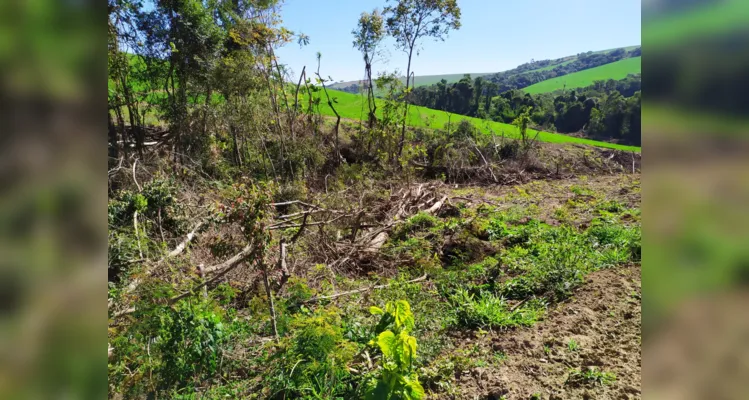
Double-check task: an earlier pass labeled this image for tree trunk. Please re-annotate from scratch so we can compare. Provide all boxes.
[366,62,376,130]
[398,48,414,160]
[108,111,119,162]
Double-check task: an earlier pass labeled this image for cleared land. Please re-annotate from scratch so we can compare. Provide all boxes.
[523,57,641,94]
[308,88,641,152]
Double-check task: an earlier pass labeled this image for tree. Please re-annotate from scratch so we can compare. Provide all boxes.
[471,76,484,117]
[352,9,385,130]
[383,0,461,158]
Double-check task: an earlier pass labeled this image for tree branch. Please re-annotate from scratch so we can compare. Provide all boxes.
[302,274,428,304]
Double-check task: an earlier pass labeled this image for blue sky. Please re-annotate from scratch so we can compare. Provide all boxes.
[275,0,641,83]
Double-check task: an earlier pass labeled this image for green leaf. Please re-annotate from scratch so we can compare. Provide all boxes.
[365,379,391,400]
[395,331,416,369]
[401,374,425,400]
[377,330,396,359]
[369,306,384,315]
[392,300,415,333]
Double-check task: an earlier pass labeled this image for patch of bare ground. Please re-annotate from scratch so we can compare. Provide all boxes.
[448,174,640,227]
[449,264,641,400]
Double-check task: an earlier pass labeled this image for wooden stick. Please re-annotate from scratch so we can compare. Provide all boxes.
[260,259,279,339]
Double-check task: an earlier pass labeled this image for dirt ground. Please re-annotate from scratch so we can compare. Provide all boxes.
[449,264,641,400]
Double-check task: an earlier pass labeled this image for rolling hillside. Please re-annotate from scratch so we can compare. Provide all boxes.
[645,0,748,49]
[522,56,641,94]
[329,72,494,91]
[330,45,639,92]
[307,88,640,152]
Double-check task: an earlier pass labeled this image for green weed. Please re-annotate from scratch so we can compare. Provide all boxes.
[448,288,546,329]
[566,367,617,387]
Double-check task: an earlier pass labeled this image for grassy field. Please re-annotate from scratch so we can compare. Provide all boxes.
[522,57,641,94]
[309,88,640,152]
[519,45,638,75]
[645,0,748,49]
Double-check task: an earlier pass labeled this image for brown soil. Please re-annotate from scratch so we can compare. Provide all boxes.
[449,264,641,400]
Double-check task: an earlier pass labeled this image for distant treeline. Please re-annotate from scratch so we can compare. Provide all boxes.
[438,46,641,98]
[338,46,640,97]
[406,73,641,145]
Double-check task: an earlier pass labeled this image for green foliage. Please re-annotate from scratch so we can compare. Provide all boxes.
[448,289,545,329]
[215,181,274,244]
[108,177,187,281]
[352,9,385,64]
[493,218,640,300]
[386,236,436,267]
[109,295,241,398]
[384,0,461,56]
[566,367,617,387]
[157,301,228,387]
[108,177,184,231]
[269,307,358,399]
[512,107,535,148]
[451,119,480,141]
[392,212,440,240]
[366,300,425,400]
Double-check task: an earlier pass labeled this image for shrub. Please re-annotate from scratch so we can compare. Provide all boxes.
[451,120,479,141]
[270,307,358,399]
[109,295,240,398]
[365,300,425,400]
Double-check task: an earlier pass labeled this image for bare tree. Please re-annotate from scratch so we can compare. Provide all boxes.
[352,9,385,130]
[383,0,461,159]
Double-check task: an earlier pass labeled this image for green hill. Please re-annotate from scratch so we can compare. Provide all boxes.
[307,88,639,152]
[522,57,641,94]
[330,46,639,91]
[645,0,748,49]
[329,72,494,91]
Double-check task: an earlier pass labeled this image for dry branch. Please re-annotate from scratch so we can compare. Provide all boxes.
[110,219,208,309]
[302,273,428,304]
[111,240,260,319]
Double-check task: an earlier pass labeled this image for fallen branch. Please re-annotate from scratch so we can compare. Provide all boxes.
[268,214,347,230]
[133,210,143,259]
[425,196,447,214]
[270,200,323,209]
[302,274,428,304]
[110,219,208,309]
[108,157,124,177]
[111,241,260,319]
[167,220,207,258]
[202,241,256,274]
[277,240,290,291]
[132,158,142,191]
